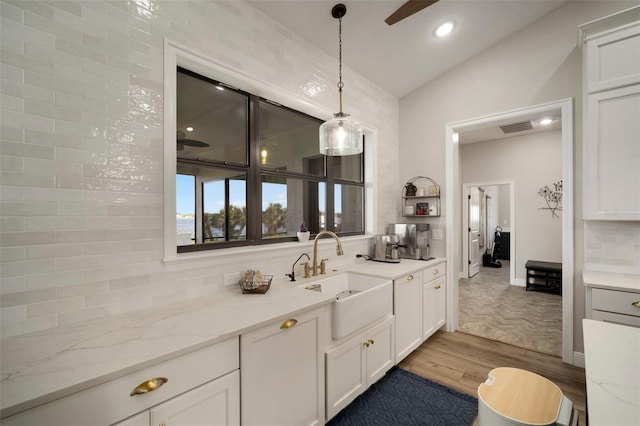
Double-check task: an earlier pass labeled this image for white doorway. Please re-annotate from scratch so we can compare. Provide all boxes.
[467,186,480,278]
[462,181,516,284]
[444,98,575,365]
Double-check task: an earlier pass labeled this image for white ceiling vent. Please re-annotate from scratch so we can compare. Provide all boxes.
[500,121,533,134]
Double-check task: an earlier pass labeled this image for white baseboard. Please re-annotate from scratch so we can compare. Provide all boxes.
[573,351,585,368]
[513,278,525,287]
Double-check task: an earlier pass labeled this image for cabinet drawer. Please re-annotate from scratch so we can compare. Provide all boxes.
[423,262,446,283]
[592,288,640,318]
[3,337,239,426]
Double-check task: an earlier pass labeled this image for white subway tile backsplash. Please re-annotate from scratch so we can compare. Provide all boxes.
[57,305,108,327]
[26,243,83,260]
[1,305,26,324]
[27,296,84,318]
[585,221,640,273]
[1,313,56,338]
[0,0,398,338]
[0,246,25,262]
[0,287,56,308]
[0,276,25,294]
[0,231,56,247]
[26,269,84,290]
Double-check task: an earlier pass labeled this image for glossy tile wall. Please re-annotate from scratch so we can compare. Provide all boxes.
[0,0,400,337]
[584,222,640,274]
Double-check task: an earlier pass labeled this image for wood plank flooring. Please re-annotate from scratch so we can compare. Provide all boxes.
[399,331,587,426]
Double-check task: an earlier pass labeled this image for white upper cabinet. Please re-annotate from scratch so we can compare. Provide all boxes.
[586,23,640,93]
[581,8,640,220]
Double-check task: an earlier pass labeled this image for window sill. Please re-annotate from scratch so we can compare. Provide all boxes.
[163,234,372,265]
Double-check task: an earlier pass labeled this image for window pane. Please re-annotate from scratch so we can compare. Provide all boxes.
[332,151,363,182]
[258,101,323,175]
[335,184,363,233]
[177,69,248,165]
[202,173,247,243]
[176,174,195,245]
[261,176,323,238]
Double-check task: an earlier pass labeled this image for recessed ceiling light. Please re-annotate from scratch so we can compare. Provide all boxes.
[186,126,194,132]
[435,21,455,38]
[539,118,553,125]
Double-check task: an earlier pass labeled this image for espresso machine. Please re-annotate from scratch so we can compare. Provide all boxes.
[372,234,402,263]
[388,223,433,261]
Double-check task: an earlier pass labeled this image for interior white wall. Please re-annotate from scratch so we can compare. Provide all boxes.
[399,0,638,353]
[0,0,399,338]
[461,131,563,283]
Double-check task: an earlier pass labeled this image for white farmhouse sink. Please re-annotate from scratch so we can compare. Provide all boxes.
[300,272,392,339]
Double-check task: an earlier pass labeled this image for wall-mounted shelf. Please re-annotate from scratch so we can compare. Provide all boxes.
[402,176,440,217]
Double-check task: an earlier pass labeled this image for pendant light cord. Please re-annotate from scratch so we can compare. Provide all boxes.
[338,15,344,113]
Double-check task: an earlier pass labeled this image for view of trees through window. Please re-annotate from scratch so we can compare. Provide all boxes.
[175,67,364,252]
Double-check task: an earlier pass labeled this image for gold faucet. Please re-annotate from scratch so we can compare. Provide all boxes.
[312,231,344,276]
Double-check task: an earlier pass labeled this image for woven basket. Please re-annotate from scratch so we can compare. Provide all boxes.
[239,275,273,294]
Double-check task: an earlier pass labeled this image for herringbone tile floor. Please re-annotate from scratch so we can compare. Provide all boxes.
[458,260,562,356]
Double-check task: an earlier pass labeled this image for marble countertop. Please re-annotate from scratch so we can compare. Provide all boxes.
[583,270,640,293]
[583,319,640,426]
[0,257,443,418]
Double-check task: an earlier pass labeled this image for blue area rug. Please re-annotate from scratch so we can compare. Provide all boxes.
[327,367,478,426]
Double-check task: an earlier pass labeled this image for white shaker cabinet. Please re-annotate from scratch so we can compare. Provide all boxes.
[423,263,447,341]
[325,316,394,420]
[2,338,240,426]
[114,371,240,426]
[584,85,640,219]
[580,13,640,220]
[394,271,423,363]
[241,306,328,426]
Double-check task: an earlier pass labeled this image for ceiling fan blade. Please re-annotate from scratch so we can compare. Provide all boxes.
[385,0,439,25]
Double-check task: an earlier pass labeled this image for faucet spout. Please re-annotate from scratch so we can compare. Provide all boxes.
[286,253,310,281]
[312,231,344,276]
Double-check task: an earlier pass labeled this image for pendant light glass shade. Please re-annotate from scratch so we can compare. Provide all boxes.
[320,4,363,156]
[319,113,363,156]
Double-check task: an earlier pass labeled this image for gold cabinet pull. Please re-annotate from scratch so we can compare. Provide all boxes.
[130,377,168,396]
[632,301,640,308]
[435,285,441,290]
[407,274,414,281]
[368,339,375,345]
[363,341,370,347]
[433,269,438,275]
[280,318,298,329]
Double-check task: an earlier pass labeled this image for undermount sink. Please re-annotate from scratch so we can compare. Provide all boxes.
[300,272,392,339]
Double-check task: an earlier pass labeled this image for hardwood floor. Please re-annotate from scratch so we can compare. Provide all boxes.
[399,331,587,426]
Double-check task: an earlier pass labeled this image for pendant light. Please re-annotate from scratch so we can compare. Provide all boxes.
[319,3,363,156]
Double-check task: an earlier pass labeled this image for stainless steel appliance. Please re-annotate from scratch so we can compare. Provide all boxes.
[388,223,433,260]
[372,234,401,263]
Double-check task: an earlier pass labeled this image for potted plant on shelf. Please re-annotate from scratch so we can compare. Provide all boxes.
[297,223,310,242]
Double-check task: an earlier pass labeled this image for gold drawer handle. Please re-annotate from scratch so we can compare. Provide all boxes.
[435,285,441,290]
[632,301,640,308]
[363,341,370,347]
[280,318,298,329]
[433,269,438,275]
[407,274,414,281]
[368,339,375,345]
[130,377,168,396]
